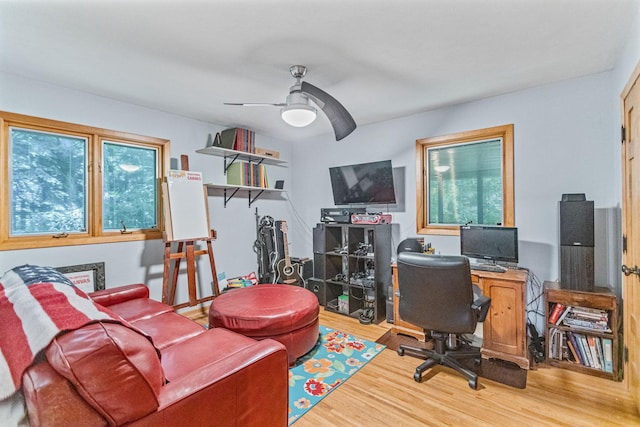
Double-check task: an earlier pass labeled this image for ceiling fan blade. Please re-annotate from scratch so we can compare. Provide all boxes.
[224,102,286,107]
[301,81,356,141]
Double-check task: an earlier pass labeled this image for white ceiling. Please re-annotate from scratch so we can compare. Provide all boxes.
[0,0,637,142]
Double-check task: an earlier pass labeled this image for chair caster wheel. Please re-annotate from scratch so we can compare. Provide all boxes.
[468,378,478,389]
[474,357,482,366]
[413,372,422,382]
[397,348,405,356]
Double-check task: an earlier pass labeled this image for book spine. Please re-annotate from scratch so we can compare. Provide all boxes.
[566,332,585,365]
[233,128,240,151]
[577,334,594,367]
[556,306,572,325]
[549,303,565,324]
[587,336,601,370]
[566,338,580,363]
[595,337,604,371]
[560,332,570,361]
[602,338,613,373]
[226,162,242,186]
[549,328,558,359]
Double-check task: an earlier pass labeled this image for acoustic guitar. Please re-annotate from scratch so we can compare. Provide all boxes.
[276,221,303,285]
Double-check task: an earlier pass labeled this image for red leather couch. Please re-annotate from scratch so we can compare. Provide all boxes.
[21,284,289,426]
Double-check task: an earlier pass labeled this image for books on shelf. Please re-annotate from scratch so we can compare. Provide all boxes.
[215,127,256,153]
[549,328,613,373]
[548,301,614,372]
[226,162,269,188]
[549,304,611,333]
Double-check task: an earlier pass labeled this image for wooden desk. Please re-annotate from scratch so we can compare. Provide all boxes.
[391,265,529,369]
[391,263,427,341]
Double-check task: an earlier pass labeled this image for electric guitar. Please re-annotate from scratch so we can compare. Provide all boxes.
[276,221,304,285]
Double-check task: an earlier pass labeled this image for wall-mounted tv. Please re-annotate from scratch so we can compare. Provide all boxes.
[329,160,396,205]
[460,225,519,264]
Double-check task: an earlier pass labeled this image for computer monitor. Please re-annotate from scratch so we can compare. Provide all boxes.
[460,225,519,264]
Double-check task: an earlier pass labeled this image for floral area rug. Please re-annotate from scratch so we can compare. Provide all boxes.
[288,326,386,425]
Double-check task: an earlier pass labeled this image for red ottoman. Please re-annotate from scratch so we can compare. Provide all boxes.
[209,284,320,365]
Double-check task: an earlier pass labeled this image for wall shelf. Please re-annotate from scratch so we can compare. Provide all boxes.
[196,146,287,169]
[197,145,287,207]
[204,183,284,208]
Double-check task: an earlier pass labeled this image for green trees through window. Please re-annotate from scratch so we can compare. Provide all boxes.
[1,111,168,250]
[416,124,514,235]
[102,142,158,231]
[11,128,88,235]
[427,139,503,226]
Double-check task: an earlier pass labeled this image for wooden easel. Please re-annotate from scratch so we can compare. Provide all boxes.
[162,231,220,309]
[161,155,220,309]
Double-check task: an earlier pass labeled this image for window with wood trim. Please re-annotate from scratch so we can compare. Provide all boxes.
[416,124,514,235]
[0,111,169,250]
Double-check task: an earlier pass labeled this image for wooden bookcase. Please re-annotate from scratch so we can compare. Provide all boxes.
[544,281,621,381]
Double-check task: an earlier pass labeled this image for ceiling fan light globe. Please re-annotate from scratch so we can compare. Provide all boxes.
[281,104,316,127]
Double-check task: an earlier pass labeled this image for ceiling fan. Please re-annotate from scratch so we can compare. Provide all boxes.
[225,65,357,141]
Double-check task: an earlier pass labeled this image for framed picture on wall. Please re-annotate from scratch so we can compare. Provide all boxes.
[55,262,105,293]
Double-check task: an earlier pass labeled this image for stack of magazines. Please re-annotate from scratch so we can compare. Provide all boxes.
[561,306,610,332]
[549,303,611,333]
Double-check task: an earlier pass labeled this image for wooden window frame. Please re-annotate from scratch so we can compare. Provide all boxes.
[416,124,514,235]
[0,111,169,250]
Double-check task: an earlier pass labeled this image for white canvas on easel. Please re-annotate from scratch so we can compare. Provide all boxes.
[163,170,210,241]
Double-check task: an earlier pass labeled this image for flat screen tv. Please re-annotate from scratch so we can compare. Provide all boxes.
[329,160,396,205]
[460,225,519,264]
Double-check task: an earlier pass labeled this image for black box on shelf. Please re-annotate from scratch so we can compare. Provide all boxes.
[306,278,325,306]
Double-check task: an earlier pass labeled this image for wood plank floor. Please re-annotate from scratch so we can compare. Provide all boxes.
[187,307,640,426]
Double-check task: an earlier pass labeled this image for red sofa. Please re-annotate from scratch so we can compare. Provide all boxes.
[21,284,289,426]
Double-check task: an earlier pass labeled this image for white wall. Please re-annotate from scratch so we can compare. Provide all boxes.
[0,72,292,305]
[289,71,619,328]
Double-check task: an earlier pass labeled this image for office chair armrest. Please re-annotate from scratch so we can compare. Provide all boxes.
[471,294,491,322]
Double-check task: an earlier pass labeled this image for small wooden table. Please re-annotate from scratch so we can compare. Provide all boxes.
[391,264,530,369]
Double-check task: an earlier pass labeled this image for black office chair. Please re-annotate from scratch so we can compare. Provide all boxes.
[396,252,491,389]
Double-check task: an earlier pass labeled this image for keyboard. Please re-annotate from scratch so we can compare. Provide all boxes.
[471,264,507,273]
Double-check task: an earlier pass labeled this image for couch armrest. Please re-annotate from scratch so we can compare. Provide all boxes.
[23,361,108,427]
[89,284,149,307]
[140,338,289,427]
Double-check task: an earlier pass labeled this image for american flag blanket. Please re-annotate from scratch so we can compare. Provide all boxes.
[0,265,117,400]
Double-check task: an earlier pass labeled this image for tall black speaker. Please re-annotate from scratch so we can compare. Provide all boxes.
[313,224,325,253]
[559,194,594,291]
[560,246,595,291]
[560,199,594,247]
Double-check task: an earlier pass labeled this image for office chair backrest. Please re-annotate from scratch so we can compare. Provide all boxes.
[397,252,477,334]
[397,238,423,255]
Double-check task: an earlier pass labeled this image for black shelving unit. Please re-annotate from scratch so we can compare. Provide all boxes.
[307,223,391,324]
